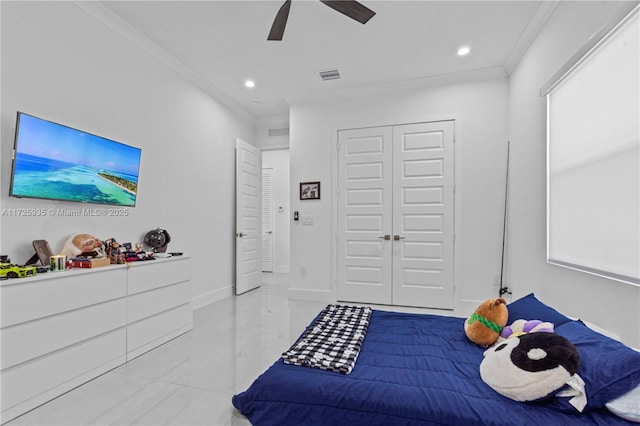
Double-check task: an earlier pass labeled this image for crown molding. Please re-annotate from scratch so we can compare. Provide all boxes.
[286,66,508,107]
[503,0,560,74]
[71,1,256,124]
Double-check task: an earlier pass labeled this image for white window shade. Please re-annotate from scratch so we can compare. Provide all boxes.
[546,6,639,285]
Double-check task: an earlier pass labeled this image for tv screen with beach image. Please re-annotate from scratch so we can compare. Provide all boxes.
[10,112,142,207]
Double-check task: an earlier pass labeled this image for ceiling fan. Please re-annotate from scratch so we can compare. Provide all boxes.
[268,0,376,41]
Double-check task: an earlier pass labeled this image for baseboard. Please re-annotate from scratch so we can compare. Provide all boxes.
[288,287,335,302]
[191,285,233,310]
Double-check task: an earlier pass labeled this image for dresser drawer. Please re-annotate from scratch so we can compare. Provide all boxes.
[1,298,126,370]
[127,303,192,360]
[127,258,191,295]
[1,268,127,327]
[1,328,126,416]
[127,280,191,324]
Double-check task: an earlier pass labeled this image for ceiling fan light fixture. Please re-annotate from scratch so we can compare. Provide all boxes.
[319,69,341,81]
[320,1,375,25]
[268,0,292,41]
[268,0,375,41]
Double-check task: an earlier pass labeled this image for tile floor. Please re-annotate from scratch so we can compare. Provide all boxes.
[6,273,449,426]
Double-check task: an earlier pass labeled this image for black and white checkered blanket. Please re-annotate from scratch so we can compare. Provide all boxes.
[282,304,372,374]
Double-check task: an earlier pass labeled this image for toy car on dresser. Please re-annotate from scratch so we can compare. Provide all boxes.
[0,262,37,279]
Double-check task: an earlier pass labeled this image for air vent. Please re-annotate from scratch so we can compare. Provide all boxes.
[269,128,290,137]
[319,69,341,81]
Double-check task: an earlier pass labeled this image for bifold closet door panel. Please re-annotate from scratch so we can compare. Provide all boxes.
[337,126,394,305]
[392,121,455,309]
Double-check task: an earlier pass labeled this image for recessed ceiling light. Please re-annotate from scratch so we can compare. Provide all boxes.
[457,46,471,56]
[244,79,255,88]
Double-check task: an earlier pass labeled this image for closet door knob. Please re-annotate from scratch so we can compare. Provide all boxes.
[393,235,405,241]
[378,235,391,240]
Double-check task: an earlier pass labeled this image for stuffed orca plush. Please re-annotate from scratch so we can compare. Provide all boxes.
[480,332,586,410]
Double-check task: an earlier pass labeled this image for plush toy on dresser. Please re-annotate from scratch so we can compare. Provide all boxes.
[60,234,107,259]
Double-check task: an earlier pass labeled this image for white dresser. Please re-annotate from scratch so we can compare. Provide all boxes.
[0,256,192,424]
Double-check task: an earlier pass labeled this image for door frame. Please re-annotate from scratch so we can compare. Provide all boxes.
[331,115,461,306]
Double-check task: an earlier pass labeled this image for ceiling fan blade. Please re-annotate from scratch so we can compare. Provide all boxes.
[268,0,292,41]
[319,0,375,25]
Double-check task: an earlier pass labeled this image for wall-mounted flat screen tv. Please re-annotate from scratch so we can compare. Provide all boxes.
[9,112,142,207]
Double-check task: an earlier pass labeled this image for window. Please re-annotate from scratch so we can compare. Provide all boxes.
[543,5,639,285]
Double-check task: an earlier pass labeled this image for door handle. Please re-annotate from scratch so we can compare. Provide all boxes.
[237,232,244,238]
[393,235,405,241]
[378,235,391,240]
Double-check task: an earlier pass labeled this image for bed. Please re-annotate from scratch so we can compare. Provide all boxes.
[232,294,640,425]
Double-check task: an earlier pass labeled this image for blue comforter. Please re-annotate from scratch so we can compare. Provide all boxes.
[233,310,633,425]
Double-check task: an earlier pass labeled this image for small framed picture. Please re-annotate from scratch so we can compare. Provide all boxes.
[300,181,320,200]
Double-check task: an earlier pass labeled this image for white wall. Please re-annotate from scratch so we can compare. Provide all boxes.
[289,77,510,310]
[507,0,639,347]
[262,149,290,273]
[0,1,254,307]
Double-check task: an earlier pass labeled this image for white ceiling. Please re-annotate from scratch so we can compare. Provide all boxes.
[87,1,557,122]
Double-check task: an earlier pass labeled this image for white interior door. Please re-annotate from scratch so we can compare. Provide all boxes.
[235,138,262,295]
[337,127,393,304]
[392,121,455,309]
[261,168,274,272]
[336,121,455,309]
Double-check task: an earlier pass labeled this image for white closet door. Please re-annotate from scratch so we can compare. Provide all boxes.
[261,169,274,272]
[337,121,455,309]
[392,121,455,309]
[337,127,393,304]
